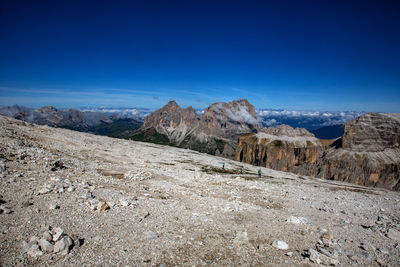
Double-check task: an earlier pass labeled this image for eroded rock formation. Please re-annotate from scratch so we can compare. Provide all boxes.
[236,113,400,190]
[236,125,328,172]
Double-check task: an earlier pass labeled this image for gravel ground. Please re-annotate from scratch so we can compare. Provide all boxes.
[0,115,399,266]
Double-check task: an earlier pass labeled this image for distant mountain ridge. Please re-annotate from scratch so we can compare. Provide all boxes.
[0,105,142,137]
[257,109,363,132]
[129,99,261,157]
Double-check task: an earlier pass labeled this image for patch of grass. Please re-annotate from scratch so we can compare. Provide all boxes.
[328,186,377,195]
[126,127,177,146]
[201,165,245,175]
[89,118,142,138]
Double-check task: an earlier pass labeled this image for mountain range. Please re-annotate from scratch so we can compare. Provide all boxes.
[0,105,142,138]
[0,104,362,139]
[128,99,260,158]
[0,101,398,190]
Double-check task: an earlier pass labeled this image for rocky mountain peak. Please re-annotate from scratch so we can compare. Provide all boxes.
[342,112,400,152]
[141,100,200,143]
[164,100,180,110]
[39,106,58,113]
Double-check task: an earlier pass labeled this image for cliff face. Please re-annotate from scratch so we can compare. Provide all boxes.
[236,125,327,172]
[134,99,261,157]
[342,112,400,151]
[298,149,400,190]
[236,114,400,190]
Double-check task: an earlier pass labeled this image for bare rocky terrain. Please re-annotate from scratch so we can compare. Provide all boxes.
[1,115,400,266]
[237,113,400,191]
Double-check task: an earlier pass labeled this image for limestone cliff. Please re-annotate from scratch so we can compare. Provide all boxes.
[236,125,328,172]
[236,114,400,190]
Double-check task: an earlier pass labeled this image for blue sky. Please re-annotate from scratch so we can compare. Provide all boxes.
[1,0,400,112]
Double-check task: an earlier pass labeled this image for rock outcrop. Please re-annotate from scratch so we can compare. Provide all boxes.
[131,99,261,157]
[342,112,400,152]
[236,125,328,172]
[236,113,400,190]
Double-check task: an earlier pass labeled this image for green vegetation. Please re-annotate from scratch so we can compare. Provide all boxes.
[127,128,177,146]
[89,119,142,138]
[200,165,252,175]
[214,138,227,153]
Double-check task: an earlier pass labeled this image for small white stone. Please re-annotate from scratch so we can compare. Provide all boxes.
[67,186,75,192]
[120,199,130,206]
[144,231,158,239]
[52,227,64,242]
[38,188,51,195]
[49,203,60,210]
[272,240,289,250]
[286,216,309,224]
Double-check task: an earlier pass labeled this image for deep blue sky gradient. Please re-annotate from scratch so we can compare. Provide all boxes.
[1,0,400,111]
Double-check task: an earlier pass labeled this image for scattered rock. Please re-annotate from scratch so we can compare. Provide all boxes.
[67,186,75,192]
[52,227,64,242]
[285,252,293,257]
[96,201,110,212]
[285,216,309,224]
[378,247,389,255]
[0,204,12,214]
[51,160,67,171]
[308,248,339,266]
[21,200,33,207]
[89,236,101,243]
[317,246,339,259]
[42,231,53,242]
[144,231,158,239]
[387,228,400,242]
[39,238,54,252]
[321,233,334,240]
[120,199,131,206]
[22,241,38,254]
[38,187,52,195]
[360,242,375,251]
[49,203,60,210]
[27,244,43,258]
[272,240,289,250]
[126,170,153,181]
[53,236,73,255]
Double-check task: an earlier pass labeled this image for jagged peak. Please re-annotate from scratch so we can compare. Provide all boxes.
[39,106,58,113]
[166,100,178,106]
